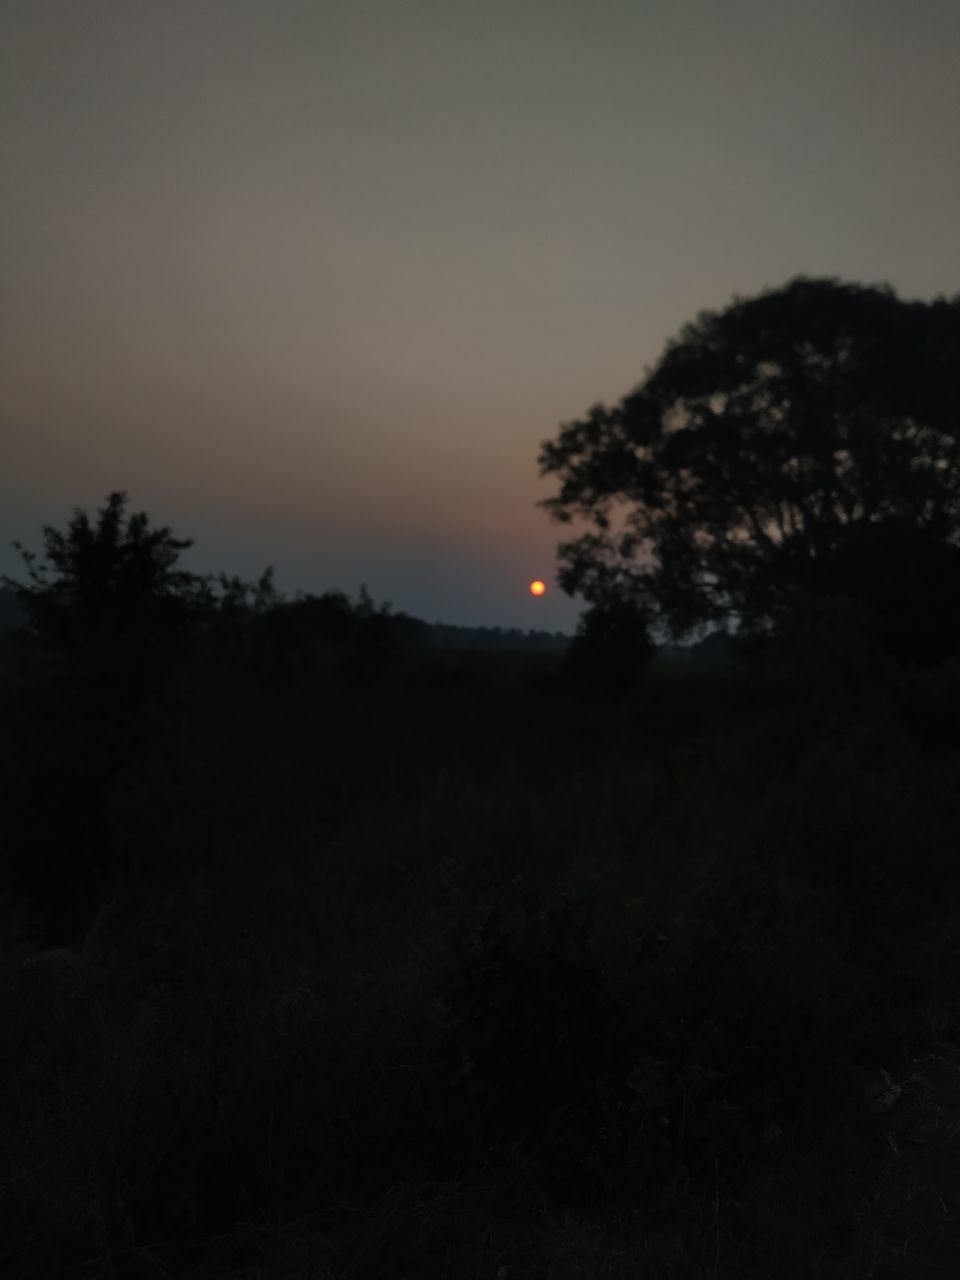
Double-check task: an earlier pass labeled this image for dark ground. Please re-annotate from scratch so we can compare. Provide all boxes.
[3,647,960,1278]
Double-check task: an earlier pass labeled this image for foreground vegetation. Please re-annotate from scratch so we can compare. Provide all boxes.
[9,271,960,1276]
[4,619,960,1277]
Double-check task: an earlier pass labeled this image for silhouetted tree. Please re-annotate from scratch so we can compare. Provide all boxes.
[4,491,208,691]
[244,589,354,674]
[539,277,960,659]
[342,584,399,682]
[214,565,280,622]
[204,566,282,665]
[565,596,654,691]
[233,585,418,682]
[1,495,213,927]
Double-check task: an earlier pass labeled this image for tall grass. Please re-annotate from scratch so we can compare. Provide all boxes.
[2,650,959,1277]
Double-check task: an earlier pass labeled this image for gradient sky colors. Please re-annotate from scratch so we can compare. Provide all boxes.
[3,1,959,628]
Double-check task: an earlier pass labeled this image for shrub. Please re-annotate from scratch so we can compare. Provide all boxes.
[439,878,634,1192]
[4,492,207,695]
[565,598,655,692]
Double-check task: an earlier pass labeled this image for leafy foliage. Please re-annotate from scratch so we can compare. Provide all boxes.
[565,596,655,690]
[4,491,208,690]
[220,583,420,682]
[539,277,960,657]
[5,627,960,1277]
[441,880,625,1119]
[8,486,960,1276]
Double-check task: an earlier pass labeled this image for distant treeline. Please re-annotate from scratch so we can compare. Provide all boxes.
[420,621,569,654]
[1,583,752,666]
[1,582,745,664]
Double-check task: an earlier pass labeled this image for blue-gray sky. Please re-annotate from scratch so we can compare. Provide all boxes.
[3,0,959,628]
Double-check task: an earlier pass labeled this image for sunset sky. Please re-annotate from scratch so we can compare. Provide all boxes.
[3,1,959,629]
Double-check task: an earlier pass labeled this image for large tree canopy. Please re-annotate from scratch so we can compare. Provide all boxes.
[539,277,960,645]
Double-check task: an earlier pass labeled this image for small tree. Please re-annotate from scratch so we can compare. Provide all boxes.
[4,491,208,689]
[3,495,212,914]
[565,596,655,692]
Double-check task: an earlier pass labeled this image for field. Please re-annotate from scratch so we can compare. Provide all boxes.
[3,645,960,1278]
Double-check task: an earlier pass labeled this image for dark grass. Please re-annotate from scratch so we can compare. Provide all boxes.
[2,646,960,1277]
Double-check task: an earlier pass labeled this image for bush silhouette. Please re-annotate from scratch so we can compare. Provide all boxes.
[4,491,207,694]
[2,494,213,927]
[440,879,632,1191]
[565,597,654,691]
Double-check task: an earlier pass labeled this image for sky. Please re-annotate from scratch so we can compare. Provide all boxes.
[3,0,959,629]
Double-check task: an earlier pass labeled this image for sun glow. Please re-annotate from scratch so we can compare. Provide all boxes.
[529,579,547,597]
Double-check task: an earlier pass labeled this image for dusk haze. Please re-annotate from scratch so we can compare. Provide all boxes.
[4,0,959,627]
[7,5,960,1276]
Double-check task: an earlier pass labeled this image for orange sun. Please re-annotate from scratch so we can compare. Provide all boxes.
[529,579,547,597]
